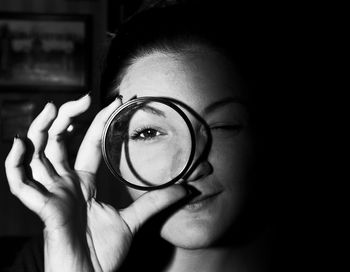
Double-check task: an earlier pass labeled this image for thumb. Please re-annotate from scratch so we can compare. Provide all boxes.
[119,185,188,234]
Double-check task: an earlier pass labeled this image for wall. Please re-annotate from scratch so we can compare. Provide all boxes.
[0,0,118,236]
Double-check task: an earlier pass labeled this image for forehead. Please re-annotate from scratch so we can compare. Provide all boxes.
[118,51,243,113]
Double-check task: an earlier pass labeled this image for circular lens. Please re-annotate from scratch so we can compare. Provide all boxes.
[102,98,195,190]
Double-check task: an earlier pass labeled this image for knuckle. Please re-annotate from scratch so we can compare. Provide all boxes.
[26,127,36,138]
[57,104,73,120]
[47,133,63,142]
[8,182,21,196]
[4,156,12,168]
[58,102,70,114]
[31,152,43,160]
[9,185,17,195]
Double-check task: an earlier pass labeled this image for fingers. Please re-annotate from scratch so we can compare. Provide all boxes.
[27,102,57,156]
[45,94,92,174]
[74,97,121,200]
[5,137,28,193]
[119,185,188,234]
[27,102,58,185]
[5,137,48,214]
[74,96,122,174]
[49,94,91,137]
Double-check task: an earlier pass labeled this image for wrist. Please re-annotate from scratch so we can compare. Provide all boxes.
[43,227,95,272]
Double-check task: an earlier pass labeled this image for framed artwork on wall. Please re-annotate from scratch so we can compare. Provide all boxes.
[0,13,91,92]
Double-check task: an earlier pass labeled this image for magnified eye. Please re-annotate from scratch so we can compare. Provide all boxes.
[130,127,165,141]
[103,98,196,190]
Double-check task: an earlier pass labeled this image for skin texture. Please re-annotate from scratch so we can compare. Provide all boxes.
[118,49,255,249]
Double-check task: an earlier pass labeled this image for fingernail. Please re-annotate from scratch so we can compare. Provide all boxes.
[78,92,91,100]
[115,94,123,102]
[43,101,54,112]
[182,184,200,197]
[14,134,20,142]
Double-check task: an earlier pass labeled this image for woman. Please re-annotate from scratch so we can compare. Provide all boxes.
[5,2,278,271]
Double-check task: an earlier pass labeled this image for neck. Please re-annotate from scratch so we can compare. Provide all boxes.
[164,233,270,272]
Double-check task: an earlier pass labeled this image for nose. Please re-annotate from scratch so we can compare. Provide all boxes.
[185,160,213,182]
[183,125,213,182]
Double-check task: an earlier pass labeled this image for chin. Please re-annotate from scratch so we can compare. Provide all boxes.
[160,220,219,249]
[159,202,237,249]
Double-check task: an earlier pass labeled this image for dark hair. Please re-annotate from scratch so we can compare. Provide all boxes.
[100,1,267,106]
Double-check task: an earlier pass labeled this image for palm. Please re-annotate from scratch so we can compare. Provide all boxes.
[87,199,132,272]
[18,165,133,272]
[39,176,87,230]
[77,171,133,271]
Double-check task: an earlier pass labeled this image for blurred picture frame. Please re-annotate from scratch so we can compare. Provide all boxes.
[0,13,91,92]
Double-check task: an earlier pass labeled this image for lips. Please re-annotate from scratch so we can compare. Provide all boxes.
[187,190,222,205]
[177,178,223,210]
[182,189,222,212]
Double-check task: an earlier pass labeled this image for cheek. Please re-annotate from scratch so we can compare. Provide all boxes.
[120,142,188,187]
[211,135,254,191]
[158,136,255,248]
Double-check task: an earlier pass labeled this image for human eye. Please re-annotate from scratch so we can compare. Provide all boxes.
[129,126,166,141]
[210,123,244,135]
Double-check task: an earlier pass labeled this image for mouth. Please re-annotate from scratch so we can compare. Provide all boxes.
[184,190,222,211]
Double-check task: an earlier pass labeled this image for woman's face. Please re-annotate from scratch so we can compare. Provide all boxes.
[117,49,255,249]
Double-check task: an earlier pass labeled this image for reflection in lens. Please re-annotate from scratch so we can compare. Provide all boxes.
[104,100,193,189]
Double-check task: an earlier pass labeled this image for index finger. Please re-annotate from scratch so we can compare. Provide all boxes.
[74,97,122,174]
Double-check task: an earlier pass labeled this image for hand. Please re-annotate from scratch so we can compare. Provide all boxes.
[5,94,188,272]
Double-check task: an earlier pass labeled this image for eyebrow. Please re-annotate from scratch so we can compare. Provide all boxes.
[141,104,166,117]
[203,97,246,115]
